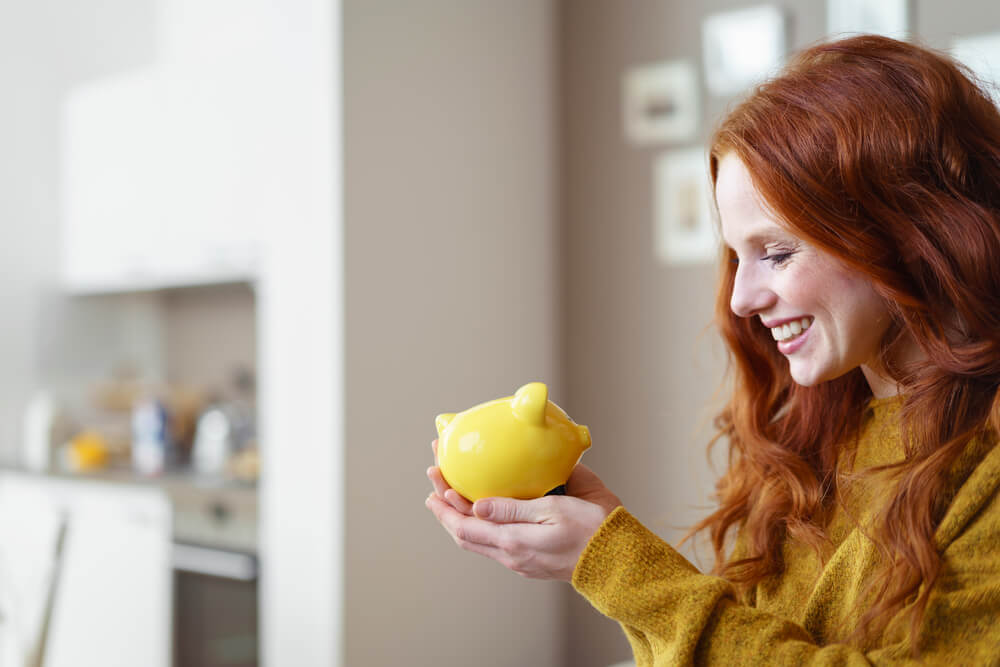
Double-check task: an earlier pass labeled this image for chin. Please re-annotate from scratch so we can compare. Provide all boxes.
[788,364,828,387]
[789,359,851,388]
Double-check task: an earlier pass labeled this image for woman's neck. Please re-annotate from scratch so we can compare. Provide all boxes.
[861,364,902,398]
[861,332,925,399]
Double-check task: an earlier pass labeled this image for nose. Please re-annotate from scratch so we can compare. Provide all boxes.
[729,262,776,318]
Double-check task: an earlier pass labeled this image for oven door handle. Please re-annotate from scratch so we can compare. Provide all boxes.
[172,543,258,581]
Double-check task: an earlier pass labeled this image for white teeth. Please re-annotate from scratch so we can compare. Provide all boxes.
[770,317,812,342]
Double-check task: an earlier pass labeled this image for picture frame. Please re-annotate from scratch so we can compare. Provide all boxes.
[653,147,716,265]
[702,5,786,97]
[952,32,1000,108]
[826,0,910,40]
[622,60,699,145]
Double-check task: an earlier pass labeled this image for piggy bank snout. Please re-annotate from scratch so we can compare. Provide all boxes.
[435,413,455,436]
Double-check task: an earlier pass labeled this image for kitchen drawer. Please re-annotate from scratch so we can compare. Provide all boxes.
[167,483,257,554]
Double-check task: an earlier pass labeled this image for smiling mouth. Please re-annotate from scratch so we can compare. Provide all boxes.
[771,317,813,342]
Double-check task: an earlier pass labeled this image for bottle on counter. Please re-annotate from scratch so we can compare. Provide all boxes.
[132,396,172,476]
[21,391,57,472]
[192,367,257,478]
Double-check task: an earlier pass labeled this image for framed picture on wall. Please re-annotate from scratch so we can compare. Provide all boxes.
[653,147,716,265]
[952,32,1000,108]
[827,0,910,40]
[622,60,700,145]
[702,5,786,97]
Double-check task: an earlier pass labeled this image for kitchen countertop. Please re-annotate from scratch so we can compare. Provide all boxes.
[0,465,258,554]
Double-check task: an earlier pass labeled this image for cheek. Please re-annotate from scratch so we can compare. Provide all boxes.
[826,273,890,349]
[779,270,825,310]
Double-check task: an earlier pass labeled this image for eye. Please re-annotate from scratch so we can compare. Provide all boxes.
[764,251,794,266]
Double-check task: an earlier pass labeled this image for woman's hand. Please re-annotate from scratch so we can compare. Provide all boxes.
[425,440,622,582]
[426,439,474,517]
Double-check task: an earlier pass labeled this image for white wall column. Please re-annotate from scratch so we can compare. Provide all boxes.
[257,0,343,665]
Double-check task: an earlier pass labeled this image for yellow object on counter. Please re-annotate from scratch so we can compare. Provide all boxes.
[435,382,591,502]
[67,430,110,470]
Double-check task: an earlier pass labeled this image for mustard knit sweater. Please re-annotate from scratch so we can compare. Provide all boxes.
[572,398,1000,665]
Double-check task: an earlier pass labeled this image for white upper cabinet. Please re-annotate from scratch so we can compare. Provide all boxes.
[60,0,285,293]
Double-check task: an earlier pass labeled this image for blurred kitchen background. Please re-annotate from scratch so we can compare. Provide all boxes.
[0,1,998,666]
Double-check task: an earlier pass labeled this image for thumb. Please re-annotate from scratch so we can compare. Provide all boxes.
[473,497,543,524]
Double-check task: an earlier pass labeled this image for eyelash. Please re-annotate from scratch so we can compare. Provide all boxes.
[765,251,794,266]
[730,251,795,266]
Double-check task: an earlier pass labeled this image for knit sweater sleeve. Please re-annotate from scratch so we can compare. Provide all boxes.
[571,505,1000,666]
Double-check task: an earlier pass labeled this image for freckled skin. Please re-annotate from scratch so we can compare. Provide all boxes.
[716,154,891,389]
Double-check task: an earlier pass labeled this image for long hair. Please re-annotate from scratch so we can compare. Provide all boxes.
[695,35,1000,649]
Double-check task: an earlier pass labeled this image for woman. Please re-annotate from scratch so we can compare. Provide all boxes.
[426,35,1000,664]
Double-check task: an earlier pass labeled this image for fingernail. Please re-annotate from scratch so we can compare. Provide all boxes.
[475,500,492,518]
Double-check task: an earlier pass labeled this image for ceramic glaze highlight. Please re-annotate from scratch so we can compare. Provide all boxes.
[435,382,591,501]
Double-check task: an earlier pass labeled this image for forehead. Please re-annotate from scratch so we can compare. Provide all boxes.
[715,154,796,249]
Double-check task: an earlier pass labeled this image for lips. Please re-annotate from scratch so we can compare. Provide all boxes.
[776,321,812,355]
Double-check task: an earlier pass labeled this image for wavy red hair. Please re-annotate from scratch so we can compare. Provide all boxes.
[694,35,1000,649]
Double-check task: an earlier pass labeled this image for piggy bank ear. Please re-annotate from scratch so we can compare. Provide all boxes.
[512,382,548,426]
[435,413,456,435]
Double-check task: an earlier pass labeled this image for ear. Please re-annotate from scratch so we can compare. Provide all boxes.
[511,382,548,426]
[435,413,456,435]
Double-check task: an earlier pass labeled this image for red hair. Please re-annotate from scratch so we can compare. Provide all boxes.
[695,35,1000,649]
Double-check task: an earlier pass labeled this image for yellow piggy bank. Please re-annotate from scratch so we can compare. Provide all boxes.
[435,382,591,502]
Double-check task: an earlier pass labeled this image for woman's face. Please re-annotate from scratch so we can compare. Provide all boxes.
[715,154,892,390]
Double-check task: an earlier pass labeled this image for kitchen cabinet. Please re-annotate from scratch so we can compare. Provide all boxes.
[0,469,259,667]
[0,471,173,667]
[55,0,343,662]
[59,0,280,293]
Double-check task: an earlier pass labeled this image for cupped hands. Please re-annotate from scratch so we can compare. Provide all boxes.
[425,439,622,582]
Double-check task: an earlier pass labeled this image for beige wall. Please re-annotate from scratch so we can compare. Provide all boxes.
[560,2,1000,666]
[163,283,256,392]
[343,2,564,665]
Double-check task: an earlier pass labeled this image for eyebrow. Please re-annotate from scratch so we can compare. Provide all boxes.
[747,231,794,245]
[724,230,797,251]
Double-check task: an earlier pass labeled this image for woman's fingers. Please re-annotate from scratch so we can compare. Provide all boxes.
[565,464,623,514]
[428,493,537,563]
[472,496,551,524]
[427,493,504,550]
[426,493,602,581]
[429,438,472,513]
[443,488,473,514]
[566,463,601,489]
[426,465,449,497]
[426,465,473,515]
